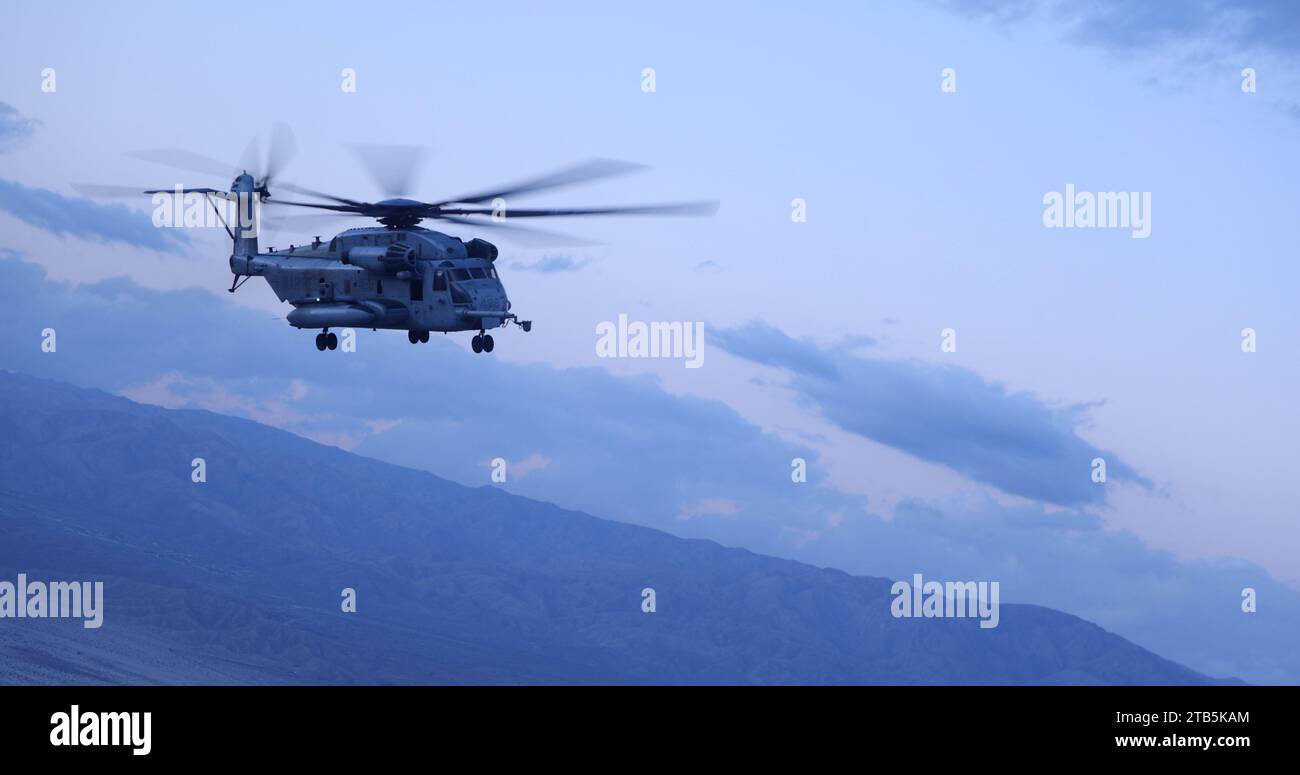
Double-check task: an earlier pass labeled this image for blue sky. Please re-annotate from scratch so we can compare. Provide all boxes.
[1,0,1298,682]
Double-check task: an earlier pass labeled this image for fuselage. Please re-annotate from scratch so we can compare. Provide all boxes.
[230,226,511,333]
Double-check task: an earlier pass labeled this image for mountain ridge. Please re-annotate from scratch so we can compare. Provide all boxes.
[0,370,1227,684]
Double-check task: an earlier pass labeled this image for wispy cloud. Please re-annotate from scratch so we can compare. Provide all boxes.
[0,102,40,152]
[944,0,1300,59]
[119,371,313,429]
[0,178,188,252]
[712,323,840,380]
[510,254,592,273]
[715,321,1151,507]
[677,497,742,521]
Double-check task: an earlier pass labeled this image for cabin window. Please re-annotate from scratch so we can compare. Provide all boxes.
[377,279,384,294]
[409,273,423,301]
[433,271,447,292]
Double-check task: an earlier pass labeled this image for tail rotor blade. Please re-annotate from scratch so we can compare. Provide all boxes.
[263,121,299,185]
[237,136,261,178]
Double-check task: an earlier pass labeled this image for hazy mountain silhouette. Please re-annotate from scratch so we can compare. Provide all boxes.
[0,371,1222,684]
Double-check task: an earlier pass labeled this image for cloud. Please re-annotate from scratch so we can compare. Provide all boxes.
[714,321,1151,507]
[938,0,1300,123]
[499,452,552,480]
[119,371,313,429]
[841,333,878,350]
[0,102,40,152]
[677,497,742,521]
[364,418,403,434]
[0,254,1296,683]
[712,322,840,380]
[944,0,1300,59]
[0,178,189,252]
[781,510,844,548]
[510,254,592,272]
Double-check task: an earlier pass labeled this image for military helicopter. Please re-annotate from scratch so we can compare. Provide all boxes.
[91,125,716,353]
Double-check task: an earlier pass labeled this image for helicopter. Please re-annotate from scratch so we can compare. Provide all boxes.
[88,125,717,353]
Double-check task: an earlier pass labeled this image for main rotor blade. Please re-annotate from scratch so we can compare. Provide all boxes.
[72,183,154,199]
[435,201,720,218]
[431,158,646,207]
[436,215,597,247]
[125,148,233,179]
[141,186,227,195]
[347,144,427,198]
[273,182,364,207]
[266,198,369,213]
[260,211,365,242]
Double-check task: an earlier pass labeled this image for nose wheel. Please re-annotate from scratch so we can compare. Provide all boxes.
[471,333,494,353]
[315,331,338,351]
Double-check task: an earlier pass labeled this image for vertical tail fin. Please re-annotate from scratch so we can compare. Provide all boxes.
[230,172,259,257]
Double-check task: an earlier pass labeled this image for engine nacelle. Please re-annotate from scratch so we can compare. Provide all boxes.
[343,244,417,273]
[465,238,498,262]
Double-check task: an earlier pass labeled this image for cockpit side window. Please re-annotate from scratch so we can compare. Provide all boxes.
[452,268,472,282]
[487,266,498,279]
[469,268,487,280]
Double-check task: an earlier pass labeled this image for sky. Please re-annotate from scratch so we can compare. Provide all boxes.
[1,0,1298,682]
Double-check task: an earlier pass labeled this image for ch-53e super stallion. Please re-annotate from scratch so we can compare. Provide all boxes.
[84,125,716,353]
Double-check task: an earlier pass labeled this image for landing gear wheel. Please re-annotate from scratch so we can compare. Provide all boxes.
[326,332,338,350]
[408,330,420,344]
[471,335,483,354]
[482,334,494,353]
[419,330,430,343]
[315,333,327,351]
